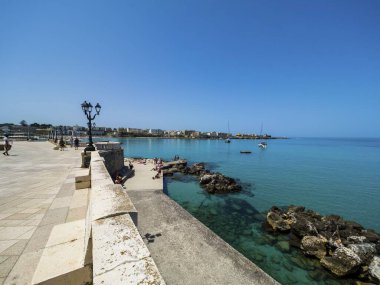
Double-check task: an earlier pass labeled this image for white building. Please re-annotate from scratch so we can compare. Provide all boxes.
[127,128,146,134]
[148,129,164,135]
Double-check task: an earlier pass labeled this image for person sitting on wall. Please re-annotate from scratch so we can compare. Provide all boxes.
[152,171,160,180]
[115,173,123,184]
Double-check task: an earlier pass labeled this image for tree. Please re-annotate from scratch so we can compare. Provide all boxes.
[20,120,28,126]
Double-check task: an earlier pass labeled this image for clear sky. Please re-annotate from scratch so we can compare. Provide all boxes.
[0,0,379,137]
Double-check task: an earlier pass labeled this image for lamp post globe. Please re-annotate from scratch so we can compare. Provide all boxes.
[81,101,101,152]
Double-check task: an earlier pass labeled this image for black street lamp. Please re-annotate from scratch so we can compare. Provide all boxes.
[54,127,58,143]
[59,126,65,149]
[81,101,101,151]
[59,126,64,140]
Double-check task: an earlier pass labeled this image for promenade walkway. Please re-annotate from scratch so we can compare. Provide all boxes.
[0,142,81,285]
[125,162,279,285]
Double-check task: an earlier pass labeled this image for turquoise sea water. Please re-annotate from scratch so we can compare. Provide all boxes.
[110,137,380,284]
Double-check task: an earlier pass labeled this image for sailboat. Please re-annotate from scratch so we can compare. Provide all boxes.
[258,122,267,149]
[258,141,267,149]
[225,121,231,143]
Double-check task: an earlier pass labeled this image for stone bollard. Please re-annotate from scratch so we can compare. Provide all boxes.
[81,151,92,168]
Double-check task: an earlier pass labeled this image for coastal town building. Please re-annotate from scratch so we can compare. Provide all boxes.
[1,122,275,140]
[126,127,147,134]
[148,128,164,135]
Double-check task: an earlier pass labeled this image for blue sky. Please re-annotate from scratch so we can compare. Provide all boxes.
[0,0,379,137]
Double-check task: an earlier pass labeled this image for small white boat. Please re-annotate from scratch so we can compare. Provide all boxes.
[258,142,267,149]
[225,138,231,143]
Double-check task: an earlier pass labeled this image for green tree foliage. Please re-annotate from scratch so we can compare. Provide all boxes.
[20,120,28,126]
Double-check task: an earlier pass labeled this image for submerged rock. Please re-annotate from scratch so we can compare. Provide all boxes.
[276,240,290,253]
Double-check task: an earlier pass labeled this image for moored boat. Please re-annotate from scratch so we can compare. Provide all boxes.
[258,142,267,149]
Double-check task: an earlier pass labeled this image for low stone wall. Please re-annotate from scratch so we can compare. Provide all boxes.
[80,142,124,172]
[32,149,165,285]
[90,152,165,284]
[98,148,124,178]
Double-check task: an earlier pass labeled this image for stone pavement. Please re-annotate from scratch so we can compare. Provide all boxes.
[0,141,82,285]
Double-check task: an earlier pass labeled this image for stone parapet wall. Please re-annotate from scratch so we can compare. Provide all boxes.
[90,152,165,285]
[95,141,121,150]
[97,148,124,178]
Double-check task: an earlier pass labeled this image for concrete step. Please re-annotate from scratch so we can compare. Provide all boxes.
[75,168,91,190]
[32,219,92,285]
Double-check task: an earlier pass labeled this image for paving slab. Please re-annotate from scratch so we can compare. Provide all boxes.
[0,141,82,285]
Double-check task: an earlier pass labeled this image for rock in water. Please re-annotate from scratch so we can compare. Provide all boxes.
[199,173,242,194]
[188,163,206,175]
[292,216,318,238]
[266,207,295,232]
[301,235,327,259]
[276,240,290,253]
[200,174,213,185]
[320,246,361,277]
[369,256,380,282]
[264,205,380,281]
[348,243,376,264]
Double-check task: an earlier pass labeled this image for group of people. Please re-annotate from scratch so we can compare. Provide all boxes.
[3,134,11,156]
[58,136,80,151]
[69,136,80,150]
[152,157,164,179]
[136,158,147,165]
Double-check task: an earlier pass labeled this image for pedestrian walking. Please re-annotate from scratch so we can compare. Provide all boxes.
[74,137,79,150]
[70,136,74,147]
[3,134,11,156]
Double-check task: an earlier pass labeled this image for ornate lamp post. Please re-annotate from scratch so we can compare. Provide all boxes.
[54,127,58,143]
[59,125,65,149]
[81,101,101,151]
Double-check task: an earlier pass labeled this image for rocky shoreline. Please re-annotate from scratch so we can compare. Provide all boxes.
[265,205,380,284]
[162,160,242,194]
